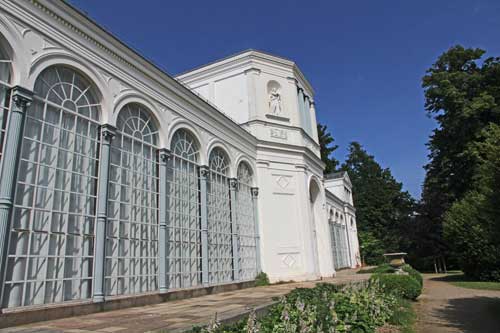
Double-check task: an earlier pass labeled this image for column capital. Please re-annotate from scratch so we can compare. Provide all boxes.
[100,124,116,142]
[229,178,238,190]
[158,148,171,163]
[251,187,259,198]
[11,86,33,110]
[200,165,209,178]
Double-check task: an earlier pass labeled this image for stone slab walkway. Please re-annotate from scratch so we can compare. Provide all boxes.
[416,274,500,333]
[1,269,368,333]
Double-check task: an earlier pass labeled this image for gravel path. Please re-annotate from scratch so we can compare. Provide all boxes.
[416,274,500,333]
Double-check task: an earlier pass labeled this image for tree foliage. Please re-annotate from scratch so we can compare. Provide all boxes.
[420,45,500,277]
[317,123,339,174]
[341,142,415,264]
[443,124,500,281]
[421,45,500,221]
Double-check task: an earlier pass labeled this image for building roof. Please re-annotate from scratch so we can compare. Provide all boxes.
[175,48,293,77]
[325,171,347,180]
[325,171,352,187]
[176,49,315,96]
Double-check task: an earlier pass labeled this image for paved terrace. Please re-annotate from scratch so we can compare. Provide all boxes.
[1,269,369,333]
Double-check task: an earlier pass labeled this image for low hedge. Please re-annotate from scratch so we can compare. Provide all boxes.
[371,273,422,300]
[402,264,423,287]
[357,263,395,274]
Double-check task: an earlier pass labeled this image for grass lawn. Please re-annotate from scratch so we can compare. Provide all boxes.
[440,273,500,291]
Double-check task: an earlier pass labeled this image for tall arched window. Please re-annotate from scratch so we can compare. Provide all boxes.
[235,162,257,280]
[105,104,159,296]
[0,41,12,161]
[207,147,233,284]
[167,129,201,289]
[4,66,101,308]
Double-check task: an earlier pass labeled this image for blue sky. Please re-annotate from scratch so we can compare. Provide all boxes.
[70,0,500,198]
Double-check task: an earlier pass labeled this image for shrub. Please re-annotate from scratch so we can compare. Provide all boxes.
[374,263,395,274]
[357,263,395,274]
[402,264,423,287]
[371,273,422,300]
[254,272,270,286]
[195,280,409,332]
[258,281,397,332]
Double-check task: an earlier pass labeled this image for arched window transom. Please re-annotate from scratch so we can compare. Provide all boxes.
[116,103,158,145]
[171,129,199,162]
[209,148,229,175]
[34,66,100,121]
[237,162,253,186]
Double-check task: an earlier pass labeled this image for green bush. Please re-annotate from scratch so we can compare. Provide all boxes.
[196,281,401,332]
[402,264,423,287]
[254,272,270,286]
[357,263,395,274]
[371,273,422,300]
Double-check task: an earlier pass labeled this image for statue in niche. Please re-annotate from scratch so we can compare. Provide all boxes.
[269,87,282,116]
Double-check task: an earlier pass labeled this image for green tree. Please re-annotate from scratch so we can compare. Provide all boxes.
[317,123,339,174]
[341,142,415,264]
[421,45,500,220]
[420,45,500,271]
[444,124,500,281]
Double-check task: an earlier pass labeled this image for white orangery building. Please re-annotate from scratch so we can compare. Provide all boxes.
[0,0,359,313]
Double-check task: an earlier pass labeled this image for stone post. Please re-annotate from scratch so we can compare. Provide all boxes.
[250,187,261,274]
[158,149,171,293]
[93,124,115,302]
[200,165,210,286]
[229,178,240,281]
[0,86,33,309]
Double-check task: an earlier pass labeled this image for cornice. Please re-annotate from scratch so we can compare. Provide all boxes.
[256,139,325,172]
[176,49,315,96]
[9,0,258,151]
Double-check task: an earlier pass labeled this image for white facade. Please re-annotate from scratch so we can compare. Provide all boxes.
[0,0,359,311]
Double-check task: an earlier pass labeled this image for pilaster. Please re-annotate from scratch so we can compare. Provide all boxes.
[309,99,319,143]
[244,68,261,121]
[158,148,171,292]
[93,124,116,302]
[199,165,210,286]
[344,206,354,268]
[0,86,33,309]
[229,178,240,280]
[250,187,261,274]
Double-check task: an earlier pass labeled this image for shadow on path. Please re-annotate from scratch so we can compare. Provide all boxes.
[433,296,500,332]
[417,274,500,333]
[429,274,474,283]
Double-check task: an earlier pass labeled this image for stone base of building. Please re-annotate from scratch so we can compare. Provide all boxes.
[0,280,256,329]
